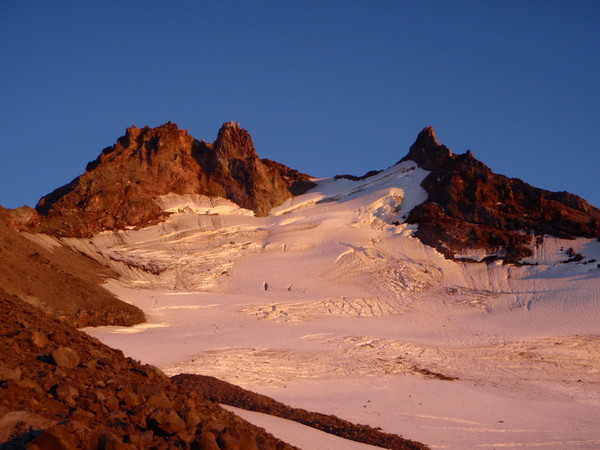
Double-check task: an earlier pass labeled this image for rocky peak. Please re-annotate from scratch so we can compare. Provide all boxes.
[415,126,439,148]
[117,122,189,149]
[34,122,314,237]
[213,121,256,160]
[84,122,193,174]
[195,122,259,175]
[403,128,600,263]
[399,126,453,171]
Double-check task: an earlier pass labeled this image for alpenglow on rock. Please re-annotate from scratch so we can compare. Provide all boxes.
[35,122,315,236]
[402,127,600,263]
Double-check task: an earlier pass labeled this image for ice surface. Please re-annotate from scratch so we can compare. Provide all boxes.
[78,160,600,449]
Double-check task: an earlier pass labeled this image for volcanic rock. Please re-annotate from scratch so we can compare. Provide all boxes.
[401,127,600,263]
[146,407,187,436]
[35,122,315,237]
[50,347,80,369]
[0,289,299,449]
[14,330,49,349]
[0,411,56,448]
[0,365,21,382]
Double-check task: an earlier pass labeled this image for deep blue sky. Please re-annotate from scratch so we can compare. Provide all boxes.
[1,1,599,209]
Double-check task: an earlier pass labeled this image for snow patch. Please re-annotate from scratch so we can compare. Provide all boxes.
[156,193,254,216]
[222,405,383,450]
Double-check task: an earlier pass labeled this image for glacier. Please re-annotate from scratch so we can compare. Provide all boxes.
[67,159,600,449]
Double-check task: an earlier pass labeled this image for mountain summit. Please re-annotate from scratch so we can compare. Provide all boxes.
[26,122,600,262]
[35,122,314,236]
[402,127,600,262]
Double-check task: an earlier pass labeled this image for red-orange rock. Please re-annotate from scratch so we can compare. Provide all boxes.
[50,347,80,369]
[402,127,600,263]
[35,122,315,237]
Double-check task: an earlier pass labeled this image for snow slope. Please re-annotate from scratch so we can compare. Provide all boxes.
[75,160,600,449]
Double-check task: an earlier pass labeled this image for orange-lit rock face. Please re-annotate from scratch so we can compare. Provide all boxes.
[403,127,600,263]
[35,122,314,236]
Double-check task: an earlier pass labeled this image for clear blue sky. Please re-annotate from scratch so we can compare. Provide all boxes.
[1,1,599,209]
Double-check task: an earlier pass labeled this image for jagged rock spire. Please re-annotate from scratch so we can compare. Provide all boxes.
[414,126,439,149]
[399,126,453,171]
[34,122,314,236]
[213,122,257,160]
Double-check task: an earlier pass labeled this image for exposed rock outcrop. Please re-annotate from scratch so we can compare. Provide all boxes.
[35,122,315,237]
[402,127,600,263]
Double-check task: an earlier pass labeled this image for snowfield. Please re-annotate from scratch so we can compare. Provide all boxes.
[76,161,600,449]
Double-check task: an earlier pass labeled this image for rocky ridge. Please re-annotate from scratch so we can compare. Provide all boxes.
[34,122,315,237]
[20,122,600,263]
[173,374,428,450]
[401,127,600,263]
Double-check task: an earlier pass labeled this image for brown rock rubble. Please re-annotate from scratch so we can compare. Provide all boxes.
[0,290,297,449]
[173,374,429,450]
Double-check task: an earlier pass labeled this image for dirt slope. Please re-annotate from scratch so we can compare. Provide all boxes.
[0,215,144,328]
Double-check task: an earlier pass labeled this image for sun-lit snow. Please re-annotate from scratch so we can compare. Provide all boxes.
[222,405,383,450]
[74,159,600,449]
[156,193,255,216]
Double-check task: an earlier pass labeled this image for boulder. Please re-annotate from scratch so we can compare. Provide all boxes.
[53,383,79,401]
[15,330,49,348]
[146,406,187,436]
[0,365,21,381]
[25,420,90,450]
[34,122,314,237]
[49,347,80,369]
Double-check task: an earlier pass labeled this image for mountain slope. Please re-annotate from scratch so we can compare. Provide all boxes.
[67,125,599,449]
[0,208,143,327]
[80,154,600,447]
[3,123,600,448]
